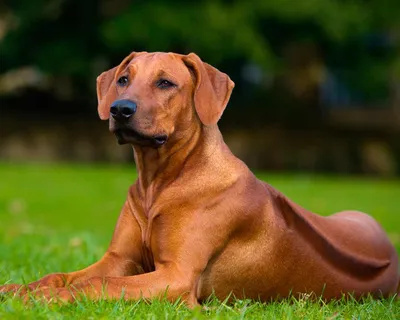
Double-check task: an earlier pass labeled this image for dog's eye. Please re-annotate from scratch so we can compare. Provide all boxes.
[157,79,175,89]
[117,76,129,87]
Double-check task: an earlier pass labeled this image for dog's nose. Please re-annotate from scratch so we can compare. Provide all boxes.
[110,100,137,120]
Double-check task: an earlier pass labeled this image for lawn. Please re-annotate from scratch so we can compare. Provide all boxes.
[0,162,399,319]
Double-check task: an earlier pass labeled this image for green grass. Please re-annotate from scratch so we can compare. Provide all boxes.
[0,162,399,319]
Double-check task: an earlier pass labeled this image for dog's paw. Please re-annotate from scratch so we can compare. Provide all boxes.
[0,284,22,294]
[0,284,24,301]
[3,285,35,301]
[25,287,76,304]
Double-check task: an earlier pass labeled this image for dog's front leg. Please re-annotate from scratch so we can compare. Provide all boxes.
[0,201,143,296]
[29,265,200,307]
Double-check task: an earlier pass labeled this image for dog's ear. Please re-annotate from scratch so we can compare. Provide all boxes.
[183,53,234,126]
[96,52,146,120]
[96,66,118,120]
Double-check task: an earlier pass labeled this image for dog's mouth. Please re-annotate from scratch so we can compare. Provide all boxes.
[114,128,168,147]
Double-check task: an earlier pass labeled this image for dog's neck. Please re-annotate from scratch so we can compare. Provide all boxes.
[132,125,223,198]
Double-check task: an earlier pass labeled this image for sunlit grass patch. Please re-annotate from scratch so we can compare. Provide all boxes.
[0,162,399,318]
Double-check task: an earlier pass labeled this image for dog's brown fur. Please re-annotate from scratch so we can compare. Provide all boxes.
[1,52,399,305]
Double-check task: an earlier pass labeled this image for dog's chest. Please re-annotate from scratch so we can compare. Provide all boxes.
[133,205,157,273]
[139,217,156,272]
[141,243,155,273]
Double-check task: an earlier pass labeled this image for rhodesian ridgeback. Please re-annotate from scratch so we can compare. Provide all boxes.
[1,52,399,306]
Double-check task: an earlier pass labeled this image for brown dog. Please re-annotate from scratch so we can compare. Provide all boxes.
[1,52,399,306]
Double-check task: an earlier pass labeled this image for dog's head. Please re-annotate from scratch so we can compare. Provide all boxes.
[96,52,234,147]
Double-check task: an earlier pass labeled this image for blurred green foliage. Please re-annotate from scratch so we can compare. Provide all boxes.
[0,0,397,67]
[0,0,399,108]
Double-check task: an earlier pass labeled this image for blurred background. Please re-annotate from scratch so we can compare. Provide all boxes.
[0,0,399,176]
